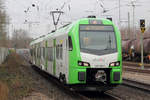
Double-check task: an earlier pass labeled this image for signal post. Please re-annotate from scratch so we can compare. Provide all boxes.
[140,19,145,69]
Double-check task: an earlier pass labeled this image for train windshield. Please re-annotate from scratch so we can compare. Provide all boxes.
[79,25,117,55]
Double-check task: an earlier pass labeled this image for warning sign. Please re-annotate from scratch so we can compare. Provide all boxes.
[141,27,145,33]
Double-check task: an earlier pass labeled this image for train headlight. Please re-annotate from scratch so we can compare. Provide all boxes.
[110,62,115,66]
[115,62,120,66]
[109,61,120,67]
[78,61,90,67]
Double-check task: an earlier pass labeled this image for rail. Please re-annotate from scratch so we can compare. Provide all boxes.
[123,78,150,93]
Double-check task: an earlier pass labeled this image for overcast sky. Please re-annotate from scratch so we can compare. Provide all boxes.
[4,0,150,38]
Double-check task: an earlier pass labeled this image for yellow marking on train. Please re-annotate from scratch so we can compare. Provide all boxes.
[60,40,63,44]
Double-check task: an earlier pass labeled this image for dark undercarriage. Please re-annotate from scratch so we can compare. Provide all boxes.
[68,83,118,92]
[68,68,119,91]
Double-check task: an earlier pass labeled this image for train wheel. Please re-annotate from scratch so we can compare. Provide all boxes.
[59,73,66,84]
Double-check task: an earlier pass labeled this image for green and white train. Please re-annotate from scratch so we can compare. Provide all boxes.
[30,17,122,91]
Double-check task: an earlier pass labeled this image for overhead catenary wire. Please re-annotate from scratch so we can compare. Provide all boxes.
[50,0,72,30]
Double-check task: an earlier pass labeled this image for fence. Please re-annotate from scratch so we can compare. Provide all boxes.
[0,48,9,64]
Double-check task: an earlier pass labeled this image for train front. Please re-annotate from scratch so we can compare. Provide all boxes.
[68,18,122,91]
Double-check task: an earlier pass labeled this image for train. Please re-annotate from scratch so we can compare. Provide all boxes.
[30,17,122,91]
[121,27,150,63]
[122,38,150,62]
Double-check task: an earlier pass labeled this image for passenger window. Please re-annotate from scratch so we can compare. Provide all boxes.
[68,36,73,51]
[43,48,45,58]
[56,45,59,59]
[40,48,41,58]
[36,48,38,57]
[30,49,33,56]
[60,44,63,59]
[39,48,42,58]
[47,47,53,61]
[50,47,53,61]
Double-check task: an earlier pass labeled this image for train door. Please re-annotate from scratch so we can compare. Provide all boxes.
[62,36,69,82]
[47,39,54,75]
[55,35,69,82]
[37,47,40,67]
[31,46,34,64]
[36,44,40,68]
[41,42,45,70]
[40,47,44,70]
[55,38,62,78]
[63,35,69,82]
[45,41,48,72]
[38,44,41,67]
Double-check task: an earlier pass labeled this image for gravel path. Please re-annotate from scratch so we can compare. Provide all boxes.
[109,85,150,100]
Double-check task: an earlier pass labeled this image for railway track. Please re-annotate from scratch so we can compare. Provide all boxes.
[123,61,150,69]
[123,61,150,74]
[16,53,150,100]
[33,64,150,100]
[123,78,150,93]
[31,65,89,100]
[104,92,122,100]
[31,65,121,100]
[123,66,150,74]
[19,53,121,100]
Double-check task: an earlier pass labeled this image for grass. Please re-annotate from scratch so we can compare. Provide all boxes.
[0,53,33,100]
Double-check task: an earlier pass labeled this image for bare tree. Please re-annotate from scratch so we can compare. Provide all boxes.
[0,0,8,47]
[10,29,32,48]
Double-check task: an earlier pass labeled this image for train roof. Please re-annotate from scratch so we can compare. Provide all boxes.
[30,35,47,46]
[30,18,113,46]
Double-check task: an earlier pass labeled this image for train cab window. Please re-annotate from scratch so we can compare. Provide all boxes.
[79,25,117,55]
[68,36,73,51]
